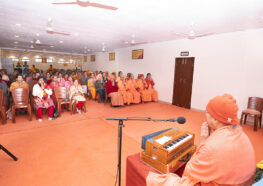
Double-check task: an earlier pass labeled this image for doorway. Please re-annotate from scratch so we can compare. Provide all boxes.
[172,57,195,109]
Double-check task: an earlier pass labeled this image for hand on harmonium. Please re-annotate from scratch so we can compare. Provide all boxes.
[200,122,210,144]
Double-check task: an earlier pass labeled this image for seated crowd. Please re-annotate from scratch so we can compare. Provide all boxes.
[0,66,158,122]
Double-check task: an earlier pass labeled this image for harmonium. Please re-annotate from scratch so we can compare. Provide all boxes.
[141,128,196,174]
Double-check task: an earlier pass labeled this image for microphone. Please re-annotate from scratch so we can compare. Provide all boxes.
[106,116,186,124]
[167,117,186,124]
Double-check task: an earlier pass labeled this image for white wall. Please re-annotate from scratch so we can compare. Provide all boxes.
[0,49,2,69]
[83,28,263,114]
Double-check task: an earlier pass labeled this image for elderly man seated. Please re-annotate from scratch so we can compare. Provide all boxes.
[147,94,255,186]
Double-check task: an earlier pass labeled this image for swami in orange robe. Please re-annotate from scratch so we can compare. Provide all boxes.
[145,73,158,102]
[136,74,152,102]
[118,75,133,105]
[147,94,255,186]
[126,74,141,104]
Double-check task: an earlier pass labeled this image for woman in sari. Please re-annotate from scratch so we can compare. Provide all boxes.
[66,76,74,89]
[87,73,96,100]
[69,79,86,114]
[126,73,141,104]
[136,74,152,102]
[49,76,59,90]
[32,76,54,122]
[105,75,124,106]
[118,74,133,105]
[10,74,29,91]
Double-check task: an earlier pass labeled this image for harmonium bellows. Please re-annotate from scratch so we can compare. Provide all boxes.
[141,128,196,174]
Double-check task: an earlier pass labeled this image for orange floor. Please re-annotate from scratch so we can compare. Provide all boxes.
[0,101,262,186]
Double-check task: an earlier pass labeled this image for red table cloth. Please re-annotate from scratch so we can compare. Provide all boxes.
[126,153,185,186]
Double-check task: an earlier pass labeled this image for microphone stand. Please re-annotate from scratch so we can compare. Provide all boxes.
[0,144,18,161]
[106,117,182,186]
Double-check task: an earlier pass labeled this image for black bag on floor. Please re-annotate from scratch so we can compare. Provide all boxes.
[53,109,59,119]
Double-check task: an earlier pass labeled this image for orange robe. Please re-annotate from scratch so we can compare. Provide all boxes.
[145,78,158,102]
[136,79,152,102]
[31,67,36,72]
[146,126,255,186]
[48,67,54,73]
[126,80,141,104]
[118,80,133,105]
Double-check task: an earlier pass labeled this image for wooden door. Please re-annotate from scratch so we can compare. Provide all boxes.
[172,57,195,109]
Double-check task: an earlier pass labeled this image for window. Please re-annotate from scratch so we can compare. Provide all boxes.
[11,58,19,62]
[22,58,30,62]
[35,58,42,63]
[47,58,53,63]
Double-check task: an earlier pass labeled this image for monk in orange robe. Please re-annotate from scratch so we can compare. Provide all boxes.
[145,73,158,102]
[126,73,141,104]
[125,73,131,82]
[136,74,152,102]
[147,94,255,186]
[48,64,55,73]
[118,74,133,105]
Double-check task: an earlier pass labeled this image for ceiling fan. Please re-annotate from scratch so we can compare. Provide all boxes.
[46,17,71,36]
[52,0,118,10]
[174,23,213,40]
[124,34,147,46]
[12,39,52,50]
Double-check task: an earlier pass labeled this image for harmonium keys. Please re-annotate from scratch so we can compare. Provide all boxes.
[144,129,195,165]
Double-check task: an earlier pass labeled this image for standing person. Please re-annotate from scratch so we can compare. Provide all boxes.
[118,74,133,105]
[23,62,29,74]
[69,79,86,114]
[126,73,141,104]
[145,73,158,102]
[147,94,255,186]
[0,74,8,107]
[32,76,54,122]
[95,74,105,103]
[87,73,96,100]
[136,74,152,102]
[10,74,29,91]
[15,62,22,74]
[48,65,55,73]
[31,65,36,72]
[81,72,88,97]
[105,75,124,106]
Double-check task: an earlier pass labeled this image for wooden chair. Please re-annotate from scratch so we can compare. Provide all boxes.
[54,87,72,117]
[104,89,111,104]
[29,80,37,114]
[0,89,7,124]
[72,101,87,114]
[11,88,32,123]
[240,97,263,131]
